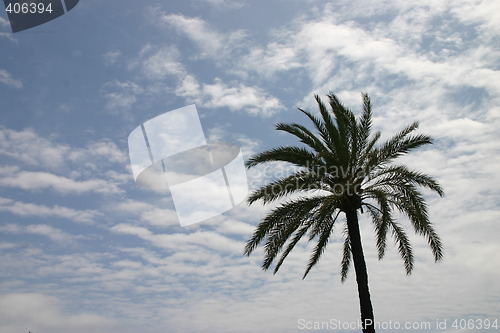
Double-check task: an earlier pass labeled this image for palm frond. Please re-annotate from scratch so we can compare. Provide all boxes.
[297,107,336,153]
[395,187,443,262]
[368,122,433,169]
[273,222,312,274]
[364,185,443,264]
[328,94,357,166]
[390,221,414,274]
[244,92,444,283]
[302,197,344,277]
[245,195,330,273]
[308,196,342,240]
[275,122,329,155]
[362,131,381,159]
[359,93,373,141]
[364,202,389,260]
[303,215,335,279]
[314,95,344,160]
[355,93,373,158]
[366,164,444,197]
[327,93,357,137]
[247,170,326,205]
[341,225,352,282]
[265,196,339,272]
[245,146,317,169]
[357,130,381,174]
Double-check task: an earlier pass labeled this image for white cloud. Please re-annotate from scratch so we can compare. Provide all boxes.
[0,32,17,43]
[240,40,304,78]
[0,168,122,194]
[69,139,128,165]
[161,14,223,56]
[236,2,499,103]
[112,199,154,214]
[0,127,69,168]
[0,127,127,171]
[160,14,246,59]
[128,14,284,117]
[291,18,473,90]
[213,217,254,236]
[192,0,244,8]
[105,92,137,110]
[451,0,500,39]
[175,73,199,96]
[0,224,75,243]
[0,17,17,42]
[103,50,122,65]
[108,199,179,228]
[140,208,179,228]
[110,223,243,254]
[431,117,490,139]
[0,293,119,333]
[0,242,18,250]
[0,127,127,195]
[0,16,9,27]
[0,197,97,223]
[102,80,143,111]
[0,68,22,88]
[134,44,185,80]
[176,76,284,117]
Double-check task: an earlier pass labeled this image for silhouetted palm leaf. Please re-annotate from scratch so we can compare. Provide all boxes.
[244,92,444,333]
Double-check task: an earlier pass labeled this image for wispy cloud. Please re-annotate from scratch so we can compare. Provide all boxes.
[0,16,10,27]
[119,37,285,117]
[0,168,122,194]
[160,13,246,60]
[0,224,76,243]
[192,0,244,9]
[0,242,18,250]
[102,80,143,112]
[0,69,22,88]
[134,45,185,80]
[110,223,243,254]
[0,293,118,333]
[0,32,17,43]
[0,127,127,171]
[451,0,500,39]
[176,76,284,117]
[69,139,128,166]
[0,197,98,224]
[0,127,70,168]
[240,40,304,78]
[103,50,122,66]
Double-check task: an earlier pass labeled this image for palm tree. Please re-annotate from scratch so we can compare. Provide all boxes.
[244,92,444,333]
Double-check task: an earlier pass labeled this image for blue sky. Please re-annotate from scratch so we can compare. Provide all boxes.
[0,1,499,332]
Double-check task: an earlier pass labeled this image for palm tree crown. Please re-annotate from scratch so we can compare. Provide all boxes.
[244,92,444,332]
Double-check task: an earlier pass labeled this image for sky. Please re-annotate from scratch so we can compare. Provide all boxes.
[0,0,499,332]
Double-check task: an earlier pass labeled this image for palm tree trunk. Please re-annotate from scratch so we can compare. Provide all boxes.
[346,208,375,333]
